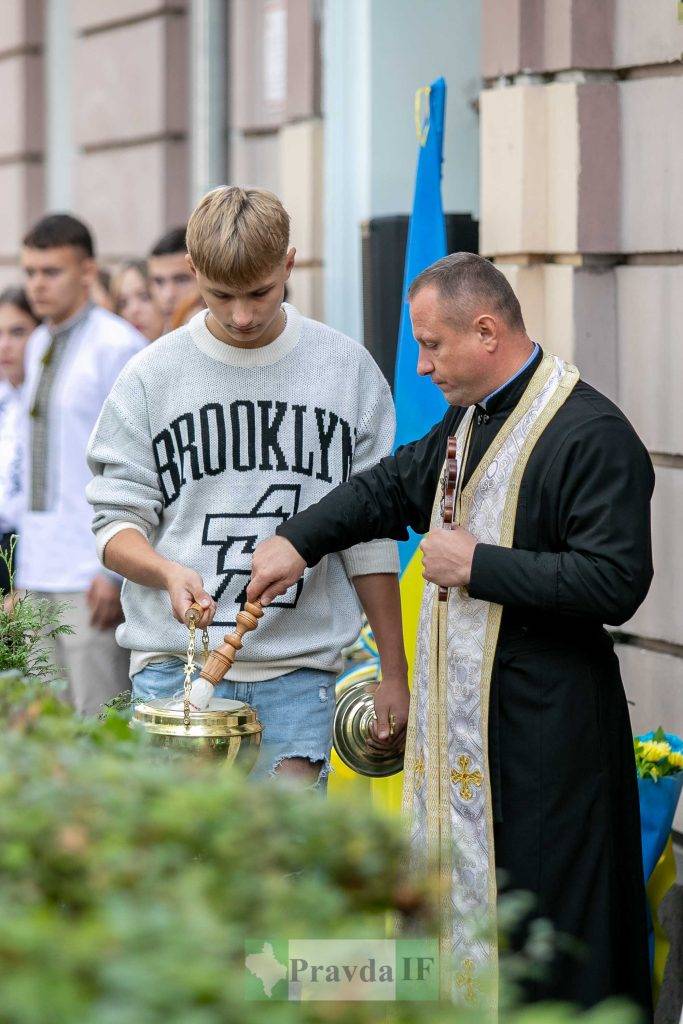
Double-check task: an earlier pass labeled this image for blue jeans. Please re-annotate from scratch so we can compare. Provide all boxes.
[131,660,336,788]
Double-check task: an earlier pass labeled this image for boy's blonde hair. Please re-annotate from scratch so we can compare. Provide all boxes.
[186,186,290,287]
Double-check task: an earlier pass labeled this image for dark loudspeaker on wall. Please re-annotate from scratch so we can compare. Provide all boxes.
[361,213,479,392]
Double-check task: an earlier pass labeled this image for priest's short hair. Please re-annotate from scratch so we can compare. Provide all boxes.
[408,251,525,333]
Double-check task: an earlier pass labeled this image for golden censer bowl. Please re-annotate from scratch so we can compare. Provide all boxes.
[333,659,404,778]
[132,697,262,770]
[132,602,264,773]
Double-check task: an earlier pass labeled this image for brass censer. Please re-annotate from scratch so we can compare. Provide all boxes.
[132,601,264,771]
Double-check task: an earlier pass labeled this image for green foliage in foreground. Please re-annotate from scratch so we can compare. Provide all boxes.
[0,538,73,679]
[0,671,642,1024]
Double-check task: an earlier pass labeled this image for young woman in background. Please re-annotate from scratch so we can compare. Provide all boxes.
[0,287,39,593]
[113,261,163,342]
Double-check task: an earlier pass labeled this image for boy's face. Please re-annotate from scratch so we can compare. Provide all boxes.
[187,248,295,348]
[21,245,95,326]
[148,251,199,324]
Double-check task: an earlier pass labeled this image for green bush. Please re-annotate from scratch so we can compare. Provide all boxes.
[0,672,642,1024]
[0,538,73,680]
[0,672,434,1023]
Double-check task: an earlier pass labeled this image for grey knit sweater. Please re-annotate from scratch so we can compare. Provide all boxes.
[86,304,399,680]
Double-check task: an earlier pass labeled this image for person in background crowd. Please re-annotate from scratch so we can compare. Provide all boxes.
[91,266,115,312]
[0,287,39,595]
[113,260,164,342]
[18,213,146,714]
[147,226,200,332]
[168,291,206,331]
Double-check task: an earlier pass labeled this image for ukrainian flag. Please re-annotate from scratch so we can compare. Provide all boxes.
[370,77,449,813]
[330,78,449,809]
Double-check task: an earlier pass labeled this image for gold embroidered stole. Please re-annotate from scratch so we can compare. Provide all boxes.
[401,354,579,1011]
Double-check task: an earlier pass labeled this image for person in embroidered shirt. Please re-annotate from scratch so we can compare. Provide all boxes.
[87,186,409,790]
[18,213,146,715]
[247,252,654,1015]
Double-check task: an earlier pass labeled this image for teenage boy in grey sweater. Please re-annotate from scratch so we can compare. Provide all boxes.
[86,186,409,786]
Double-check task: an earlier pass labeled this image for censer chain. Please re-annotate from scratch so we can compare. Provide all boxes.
[183,614,210,729]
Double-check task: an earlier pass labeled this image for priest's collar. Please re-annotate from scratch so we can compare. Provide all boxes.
[476,342,542,416]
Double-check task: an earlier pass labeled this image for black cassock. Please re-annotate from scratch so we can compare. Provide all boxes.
[279,348,655,1014]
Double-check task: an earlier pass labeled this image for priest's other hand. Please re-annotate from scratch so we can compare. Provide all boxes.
[248,537,306,606]
[420,526,478,588]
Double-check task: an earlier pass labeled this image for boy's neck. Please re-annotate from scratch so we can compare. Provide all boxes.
[204,306,287,350]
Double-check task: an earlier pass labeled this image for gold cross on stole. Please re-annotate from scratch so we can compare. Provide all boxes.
[455,957,478,1003]
[450,754,483,801]
[413,753,425,790]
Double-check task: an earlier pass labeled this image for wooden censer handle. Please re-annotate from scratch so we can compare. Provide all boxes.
[438,436,458,602]
[184,601,264,686]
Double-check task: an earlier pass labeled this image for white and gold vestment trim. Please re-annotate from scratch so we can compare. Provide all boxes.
[402,354,579,1012]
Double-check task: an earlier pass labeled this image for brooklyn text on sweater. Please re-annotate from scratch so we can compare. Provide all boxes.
[153,399,357,506]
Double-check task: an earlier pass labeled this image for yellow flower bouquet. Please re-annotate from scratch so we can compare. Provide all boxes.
[635,728,683,782]
[636,727,683,879]
[635,727,683,974]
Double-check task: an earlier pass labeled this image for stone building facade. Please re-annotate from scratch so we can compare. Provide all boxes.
[0,0,324,316]
[479,0,683,830]
[0,0,681,828]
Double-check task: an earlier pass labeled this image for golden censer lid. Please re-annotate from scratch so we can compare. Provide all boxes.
[133,697,261,738]
[333,660,404,778]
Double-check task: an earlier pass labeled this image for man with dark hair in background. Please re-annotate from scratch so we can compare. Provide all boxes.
[18,213,145,714]
[147,226,200,332]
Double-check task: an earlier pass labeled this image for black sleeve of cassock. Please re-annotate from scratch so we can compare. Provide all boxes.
[277,413,452,566]
[468,414,655,625]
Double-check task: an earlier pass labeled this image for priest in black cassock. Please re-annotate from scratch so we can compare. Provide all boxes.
[247,253,654,1017]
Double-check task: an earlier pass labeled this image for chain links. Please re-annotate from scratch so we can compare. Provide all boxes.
[183,614,211,729]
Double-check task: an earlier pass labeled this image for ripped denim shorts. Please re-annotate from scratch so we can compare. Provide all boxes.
[131,661,336,789]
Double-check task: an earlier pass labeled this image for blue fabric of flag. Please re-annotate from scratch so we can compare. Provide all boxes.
[393,77,449,572]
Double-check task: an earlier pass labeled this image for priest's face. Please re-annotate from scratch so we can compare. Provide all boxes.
[410,285,491,407]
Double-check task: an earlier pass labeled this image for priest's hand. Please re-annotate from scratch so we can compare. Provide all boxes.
[248,537,306,606]
[419,526,478,588]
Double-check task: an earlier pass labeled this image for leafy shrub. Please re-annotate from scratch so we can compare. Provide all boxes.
[0,538,72,680]
[0,675,641,1023]
[0,672,434,1023]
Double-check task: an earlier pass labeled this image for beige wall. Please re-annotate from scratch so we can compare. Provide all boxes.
[0,0,44,287]
[228,0,323,319]
[71,1,191,262]
[481,0,683,756]
[0,0,324,321]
